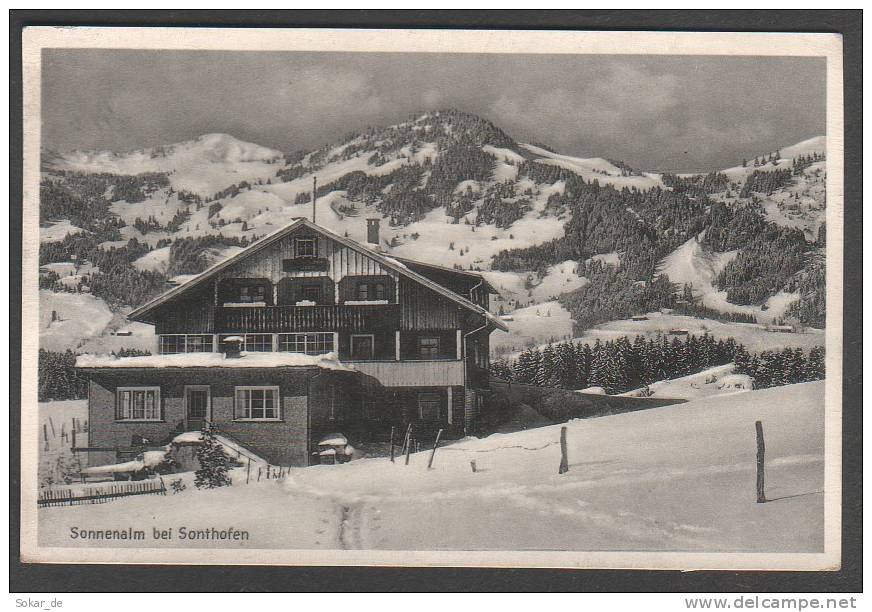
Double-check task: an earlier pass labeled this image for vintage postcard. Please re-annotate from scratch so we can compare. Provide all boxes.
[19,26,844,570]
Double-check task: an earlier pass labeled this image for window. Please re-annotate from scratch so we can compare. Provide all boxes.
[159,335,214,354]
[234,386,280,420]
[418,391,442,422]
[278,332,334,355]
[116,387,161,421]
[159,335,185,354]
[185,335,213,353]
[356,282,369,301]
[300,283,322,303]
[350,334,375,360]
[295,237,316,258]
[418,336,441,360]
[238,284,267,304]
[219,334,272,352]
[356,281,387,301]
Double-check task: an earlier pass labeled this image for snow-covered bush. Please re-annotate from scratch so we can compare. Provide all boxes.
[194,426,232,489]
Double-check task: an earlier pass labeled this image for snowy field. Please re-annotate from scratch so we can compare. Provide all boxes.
[37,400,89,485]
[618,364,739,400]
[37,382,824,553]
[490,301,576,356]
[574,312,824,354]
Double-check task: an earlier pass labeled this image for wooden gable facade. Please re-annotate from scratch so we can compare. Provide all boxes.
[147,223,487,338]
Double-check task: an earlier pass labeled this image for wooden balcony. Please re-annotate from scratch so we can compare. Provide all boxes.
[350,360,465,387]
[215,303,400,333]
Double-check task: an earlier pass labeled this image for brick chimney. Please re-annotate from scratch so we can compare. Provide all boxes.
[222,336,244,358]
[366,218,380,246]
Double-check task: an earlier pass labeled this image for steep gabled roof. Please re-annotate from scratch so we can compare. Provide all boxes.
[388,256,499,294]
[129,218,508,332]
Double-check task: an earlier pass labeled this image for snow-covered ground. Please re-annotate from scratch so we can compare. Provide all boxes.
[131,246,171,273]
[491,301,575,357]
[575,312,824,354]
[619,364,739,400]
[37,382,825,553]
[39,220,82,243]
[38,400,89,485]
[39,290,115,352]
[485,260,588,310]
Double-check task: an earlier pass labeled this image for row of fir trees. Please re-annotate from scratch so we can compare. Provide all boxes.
[489,333,824,395]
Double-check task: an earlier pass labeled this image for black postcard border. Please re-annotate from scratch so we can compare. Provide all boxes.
[8,9,862,594]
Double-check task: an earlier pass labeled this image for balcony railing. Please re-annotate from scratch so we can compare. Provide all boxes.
[215,303,400,333]
[350,360,465,387]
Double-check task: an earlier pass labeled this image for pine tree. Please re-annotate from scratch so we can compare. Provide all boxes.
[536,344,559,387]
[806,347,825,380]
[194,426,232,489]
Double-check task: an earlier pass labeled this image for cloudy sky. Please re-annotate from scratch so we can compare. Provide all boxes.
[42,50,825,172]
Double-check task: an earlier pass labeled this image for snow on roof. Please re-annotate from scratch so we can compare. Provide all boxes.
[82,459,145,474]
[318,434,348,446]
[172,431,203,444]
[76,351,354,371]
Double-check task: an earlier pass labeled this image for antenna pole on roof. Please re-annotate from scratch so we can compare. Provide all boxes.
[312,176,317,224]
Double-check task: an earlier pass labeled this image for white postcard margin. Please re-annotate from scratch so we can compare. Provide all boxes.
[19,26,845,570]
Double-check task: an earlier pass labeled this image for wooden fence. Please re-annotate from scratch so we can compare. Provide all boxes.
[38,479,167,508]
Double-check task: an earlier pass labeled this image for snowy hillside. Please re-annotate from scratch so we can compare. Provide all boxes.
[48,133,284,196]
[520,143,664,191]
[38,110,828,354]
[657,237,800,323]
[38,381,825,554]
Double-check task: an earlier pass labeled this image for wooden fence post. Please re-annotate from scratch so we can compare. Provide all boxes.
[49,417,56,437]
[404,432,413,466]
[400,423,412,456]
[427,429,444,469]
[246,458,251,484]
[756,420,766,503]
[71,429,77,452]
[470,460,477,473]
[389,426,395,463]
[558,426,569,474]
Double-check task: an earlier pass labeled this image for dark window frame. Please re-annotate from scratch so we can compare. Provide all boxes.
[350,334,375,361]
[418,336,441,360]
[294,236,317,258]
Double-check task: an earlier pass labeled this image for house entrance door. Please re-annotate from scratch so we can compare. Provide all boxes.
[185,386,211,432]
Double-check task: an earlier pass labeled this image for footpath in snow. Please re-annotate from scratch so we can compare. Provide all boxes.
[38,382,825,553]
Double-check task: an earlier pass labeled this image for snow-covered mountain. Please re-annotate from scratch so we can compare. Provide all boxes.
[47,133,284,196]
[39,110,827,353]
